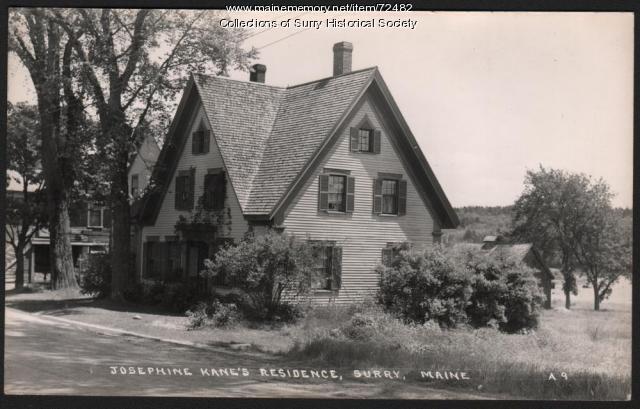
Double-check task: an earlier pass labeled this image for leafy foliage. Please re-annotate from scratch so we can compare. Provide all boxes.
[454,247,543,332]
[512,166,631,310]
[186,299,241,330]
[78,253,111,298]
[6,102,47,288]
[377,244,542,332]
[377,244,472,328]
[203,230,320,321]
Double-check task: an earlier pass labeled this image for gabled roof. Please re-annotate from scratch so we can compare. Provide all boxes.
[142,67,459,228]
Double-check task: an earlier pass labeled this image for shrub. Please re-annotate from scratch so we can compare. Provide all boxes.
[203,230,320,321]
[377,244,472,327]
[186,299,241,330]
[454,247,543,333]
[78,253,111,298]
[340,313,378,341]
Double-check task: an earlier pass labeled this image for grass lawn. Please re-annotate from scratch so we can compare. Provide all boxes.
[5,276,631,400]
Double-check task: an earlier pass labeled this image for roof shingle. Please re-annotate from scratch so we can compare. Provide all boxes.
[193,68,376,215]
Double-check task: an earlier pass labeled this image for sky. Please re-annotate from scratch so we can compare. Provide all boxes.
[7,11,634,208]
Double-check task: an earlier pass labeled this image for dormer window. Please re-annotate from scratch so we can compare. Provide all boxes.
[192,124,210,155]
[350,115,381,154]
[358,129,373,152]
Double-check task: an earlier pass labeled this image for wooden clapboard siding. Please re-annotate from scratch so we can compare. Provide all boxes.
[281,96,436,304]
[139,103,248,278]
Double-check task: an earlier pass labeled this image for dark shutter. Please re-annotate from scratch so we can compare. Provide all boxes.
[191,131,200,154]
[330,246,342,290]
[159,242,169,280]
[373,130,381,153]
[318,174,329,211]
[346,176,355,213]
[373,179,382,214]
[202,130,210,154]
[398,180,407,216]
[203,174,214,209]
[381,248,393,267]
[103,207,111,228]
[175,176,184,210]
[350,127,359,152]
[214,172,226,210]
[188,168,195,210]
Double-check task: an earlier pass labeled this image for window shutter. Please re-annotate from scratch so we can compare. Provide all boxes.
[191,131,200,154]
[318,174,329,211]
[398,180,407,216]
[103,207,111,228]
[331,246,342,290]
[345,176,355,213]
[159,242,169,280]
[381,248,393,267]
[350,127,359,152]
[203,174,213,209]
[78,202,88,227]
[188,168,196,210]
[214,172,226,210]
[175,176,185,210]
[373,130,381,154]
[202,130,210,154]
[373,179,382,214]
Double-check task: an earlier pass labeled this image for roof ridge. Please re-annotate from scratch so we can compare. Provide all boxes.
[285,66,378,89]
[191,66,378,91]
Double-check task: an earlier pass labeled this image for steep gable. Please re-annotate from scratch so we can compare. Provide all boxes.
[142,67,458,230]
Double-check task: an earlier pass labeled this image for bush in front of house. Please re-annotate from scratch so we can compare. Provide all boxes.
[203,230,320,321]
[376,244,472,328]
[78,252,111,298]
[458,248,543,333]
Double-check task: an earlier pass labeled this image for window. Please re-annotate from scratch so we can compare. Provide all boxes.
[382,180,398,215]
[350,121,380,154]
[175,170,194,210]
[166,241,183,280]
[327,175,346,212]
[87,205,103,228]
[373,176,407,216]
[310,242,342,291]
[192,129,210,155]
[319,173,355,213]
[203,171,226,210]
[130,174,139,197]
[358,129,373,152]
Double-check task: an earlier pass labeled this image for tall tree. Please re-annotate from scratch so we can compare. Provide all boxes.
[566,185,632,311]
[6,102,47,288]
[512,167,587,309]
[8,9,86,289]
[53,9,256,299]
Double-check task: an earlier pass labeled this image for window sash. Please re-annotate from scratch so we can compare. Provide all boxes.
[381,179,398,214]
[327,175,346,212]
[311,245,333,290]
[87,207,103,228]
[358,129,373,152]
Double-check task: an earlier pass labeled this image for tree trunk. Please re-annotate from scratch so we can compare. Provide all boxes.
[593,284,600,311]
[564,289,571,309]
[108,114,132,300]
[15,243,25,289]
[48,190,77,289]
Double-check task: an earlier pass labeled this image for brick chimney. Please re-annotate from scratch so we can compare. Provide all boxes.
[249,64,266,83]
[333,42,353,76]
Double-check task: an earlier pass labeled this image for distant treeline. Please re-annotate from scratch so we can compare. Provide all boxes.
[443,206,632,245]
